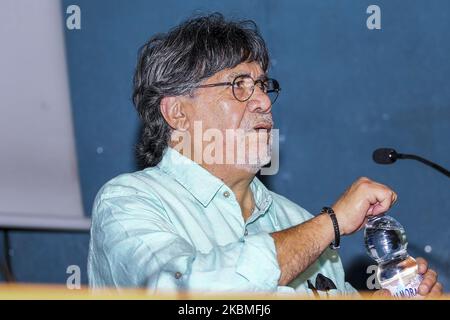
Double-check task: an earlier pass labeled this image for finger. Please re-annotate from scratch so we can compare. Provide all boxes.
[428,282,443,298]
[372,189,395,215]
[372,289,391,298]
[373,182,397,208]
[418,269,437,296]
[416,257,428,274]
[367,204,375,216]
[391,192,398,207]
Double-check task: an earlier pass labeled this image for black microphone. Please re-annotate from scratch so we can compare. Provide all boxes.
[372,148,450,178]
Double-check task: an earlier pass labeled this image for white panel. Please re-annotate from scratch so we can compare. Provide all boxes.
[0,0,90,230]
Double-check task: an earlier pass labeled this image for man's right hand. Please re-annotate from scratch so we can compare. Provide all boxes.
[273,176,398,285]
[332,177,398,236]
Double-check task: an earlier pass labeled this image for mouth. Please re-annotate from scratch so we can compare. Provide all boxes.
[252,122,273,132]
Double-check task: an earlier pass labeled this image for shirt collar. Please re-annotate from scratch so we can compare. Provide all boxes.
[156,148,275,218]
[250,176,273,214]
[156,147,224,207]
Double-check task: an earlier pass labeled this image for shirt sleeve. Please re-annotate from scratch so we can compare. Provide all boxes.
[88,191,281,292]
[343,281,360,295]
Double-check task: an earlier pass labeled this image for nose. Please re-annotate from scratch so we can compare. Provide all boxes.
[246,90,272,114]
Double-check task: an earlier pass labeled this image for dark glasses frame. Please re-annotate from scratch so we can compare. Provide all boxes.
[196,75,281,104]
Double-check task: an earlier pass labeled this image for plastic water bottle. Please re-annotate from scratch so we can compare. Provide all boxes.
[364,215,423,298]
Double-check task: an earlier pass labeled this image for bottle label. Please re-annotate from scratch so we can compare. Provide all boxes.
[384,274,423,298]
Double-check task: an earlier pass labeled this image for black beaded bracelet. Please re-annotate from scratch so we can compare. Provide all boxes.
[321,207,340,249]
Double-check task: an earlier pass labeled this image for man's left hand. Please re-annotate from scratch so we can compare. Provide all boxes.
[416,257,443,298]
[372,257,443,298]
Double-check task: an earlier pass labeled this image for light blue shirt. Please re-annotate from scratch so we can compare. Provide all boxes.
[88,147,357,296]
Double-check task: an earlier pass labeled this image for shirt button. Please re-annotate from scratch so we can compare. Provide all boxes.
[174,272,182,279]
[244,229,248,236]
[223,191,230,198]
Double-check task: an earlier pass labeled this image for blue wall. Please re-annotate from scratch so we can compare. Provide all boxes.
[3,0,449,292]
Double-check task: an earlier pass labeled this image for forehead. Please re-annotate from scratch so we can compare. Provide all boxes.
[211,62,265,81]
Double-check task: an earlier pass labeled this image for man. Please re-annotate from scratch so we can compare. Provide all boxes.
[88,13,442,296]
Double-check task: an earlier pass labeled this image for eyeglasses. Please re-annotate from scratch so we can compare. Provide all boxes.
[196,75,281,105]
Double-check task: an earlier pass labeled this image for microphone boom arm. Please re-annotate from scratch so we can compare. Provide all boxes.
[399,153,450,178]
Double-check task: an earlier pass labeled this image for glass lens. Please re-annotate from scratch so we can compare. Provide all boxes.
[232,76,254,101]
[266,79,280,104]
[232,76,280,104]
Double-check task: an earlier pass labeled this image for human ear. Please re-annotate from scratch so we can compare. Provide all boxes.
[160,96,189,131]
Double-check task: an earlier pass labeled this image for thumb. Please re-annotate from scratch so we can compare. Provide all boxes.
[371,201,391,216]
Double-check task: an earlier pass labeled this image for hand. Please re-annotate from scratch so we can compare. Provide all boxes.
[371,289,391,298]
[332,177,397,235]
[416,257,443,298]
[371,257,443,299]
